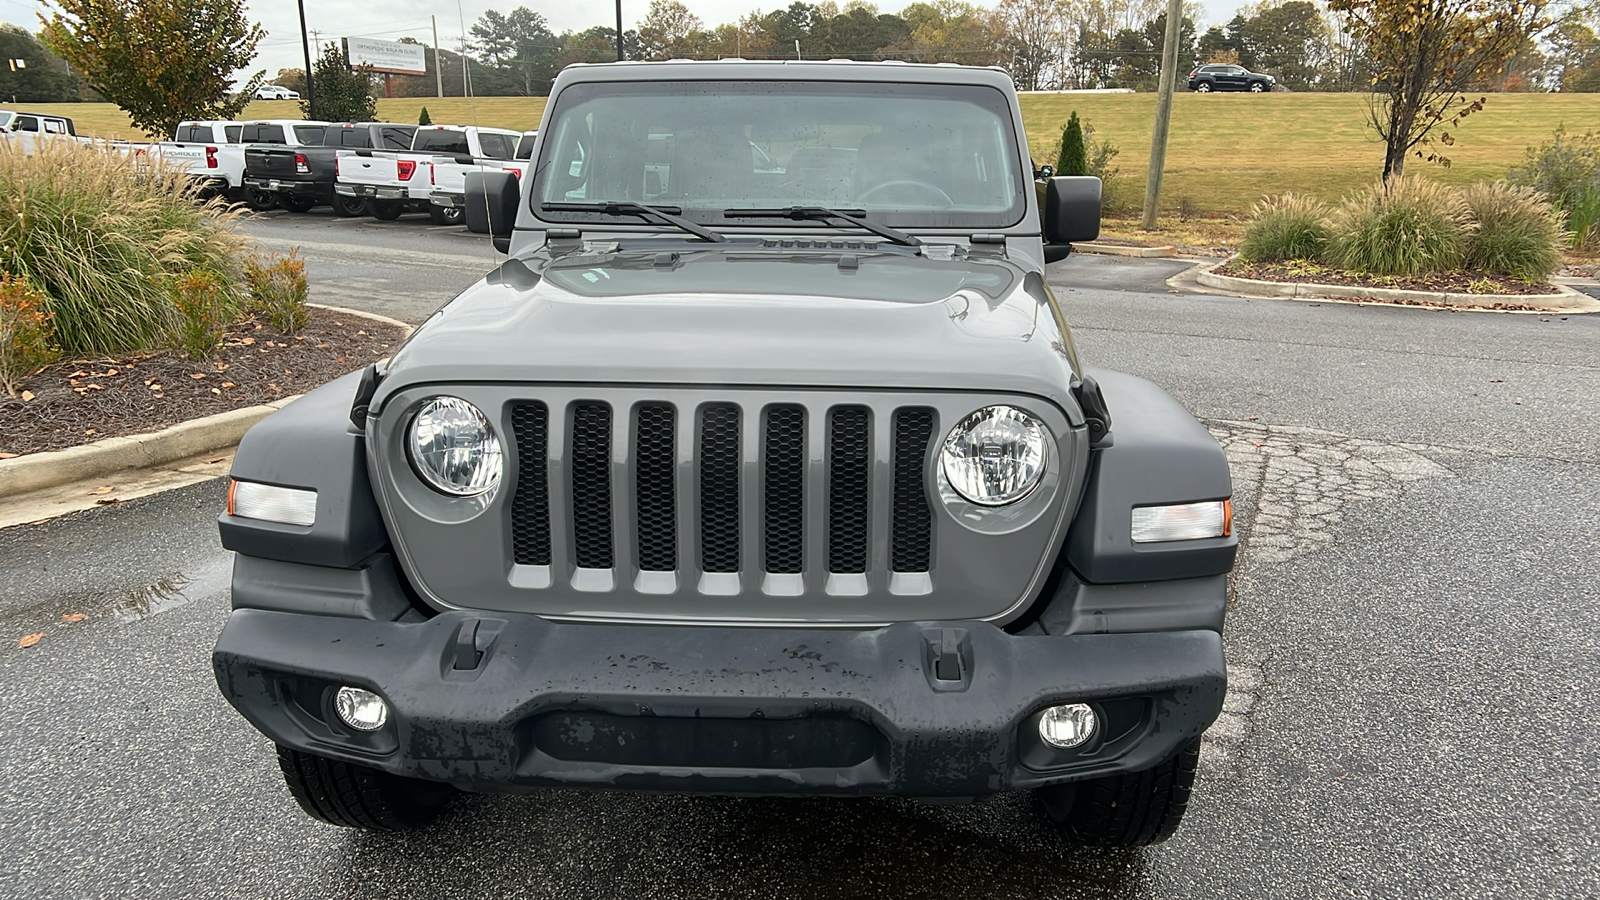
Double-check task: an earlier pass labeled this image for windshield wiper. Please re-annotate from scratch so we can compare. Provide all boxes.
[541,201,726,243]
[722,206,921,247]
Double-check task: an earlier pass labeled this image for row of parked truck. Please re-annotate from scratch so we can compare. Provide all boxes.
[1,109,534,225]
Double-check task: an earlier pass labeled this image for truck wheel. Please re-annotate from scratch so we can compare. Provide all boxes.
[369,200,405,221]
[1033,739,1200,847]
[275,744,456,831]
[246,189,276,212]
[1195,82,1212,93]
[429,205,463,225]
[278,195,317,214]
[334,195,369,217]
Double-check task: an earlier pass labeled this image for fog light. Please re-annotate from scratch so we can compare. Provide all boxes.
[333,686,389,732]
[1039,703,1098,750]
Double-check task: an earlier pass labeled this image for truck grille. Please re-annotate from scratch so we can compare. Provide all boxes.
[509,399,938,583]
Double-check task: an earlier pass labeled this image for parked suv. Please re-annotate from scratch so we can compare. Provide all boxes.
[255,85,301,100]
[215,60,1235,847]
[1187,64,1276,92]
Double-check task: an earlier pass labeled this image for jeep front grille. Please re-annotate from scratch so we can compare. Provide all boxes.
[509,399,938,586]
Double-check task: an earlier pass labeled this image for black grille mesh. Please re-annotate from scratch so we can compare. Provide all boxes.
[827,407,871,574]
[509,402,550,566]
[634,403,676,571]
[891,408,935,572]
[570,402,614,569]
[699,404,740,573]
[763,405,805,574]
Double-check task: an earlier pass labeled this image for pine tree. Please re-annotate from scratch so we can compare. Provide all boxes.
[1057,112,1088,177]
[301,43,375,122]
[418,106,431,125]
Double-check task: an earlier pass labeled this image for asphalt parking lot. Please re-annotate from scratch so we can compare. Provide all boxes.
[1,214,1596,899]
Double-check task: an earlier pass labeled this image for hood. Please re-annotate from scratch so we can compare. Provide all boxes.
[374,242,1081,416]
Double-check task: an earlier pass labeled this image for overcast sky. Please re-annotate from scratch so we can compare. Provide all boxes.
[3,0,1233,79]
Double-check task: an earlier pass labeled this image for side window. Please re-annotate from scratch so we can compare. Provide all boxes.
[412,129,470,155]
[43,119,65,134]
[224,126,242,143]
[340,129,370,148]
[175,125,194,142]
[478,133,513,160]
[293,125,326,144]
[515,133,537,160]
[16,116,39,132]
[380,127,414,150]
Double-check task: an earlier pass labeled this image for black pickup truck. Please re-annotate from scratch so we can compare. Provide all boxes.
[244,122,417,216]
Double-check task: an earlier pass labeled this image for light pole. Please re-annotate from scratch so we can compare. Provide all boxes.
[296,0,316,119]
[616,0,624,61]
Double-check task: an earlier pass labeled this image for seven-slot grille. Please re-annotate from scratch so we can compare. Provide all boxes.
[509,400,938,584]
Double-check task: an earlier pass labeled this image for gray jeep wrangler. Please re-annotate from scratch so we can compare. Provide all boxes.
[214,60,1235,847]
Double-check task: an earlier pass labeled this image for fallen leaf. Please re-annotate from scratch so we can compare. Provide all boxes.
[69,370,87,378]
[0,452,18,459]
[317,343,330,349]
[144,376,156,385]
[73,387,88,395]
[207,456,226,464]
[214,362,229,370]
[190,373,207,379]
[27,517,50,525]
[84,429,97,436]
[86,384,102,390]
[211,388,221,395]
[357,330,367,336]
[18,633,43,648]
[336,357,347,363]
[1247,415,1259,421]
[148,383,162,391]
[20,391,34,402]
[240,337,255,345]
[1252,441,1265,447]
[95,498,122,506]
[220,382,235,388]
[88,485,114,495]
[61,613,87,623]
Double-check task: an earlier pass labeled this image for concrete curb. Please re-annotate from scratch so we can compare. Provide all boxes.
[1072,241,1178,258]
[1194,260,1600,313]
[0,304,413,501]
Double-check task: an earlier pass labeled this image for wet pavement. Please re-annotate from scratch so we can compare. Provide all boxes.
[1,233,1597,898]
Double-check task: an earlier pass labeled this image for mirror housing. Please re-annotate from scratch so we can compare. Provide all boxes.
[465,170,519,254]
[1042,176,1102,247]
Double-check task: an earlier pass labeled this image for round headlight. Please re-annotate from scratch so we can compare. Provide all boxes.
[407,396,503,496]
[940,405,1048,506]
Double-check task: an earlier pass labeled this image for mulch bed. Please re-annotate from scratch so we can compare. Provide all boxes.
[1,308,407,457]
[1214,260,1559,296]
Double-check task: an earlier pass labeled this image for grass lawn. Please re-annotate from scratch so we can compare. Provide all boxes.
[10,91,1600,216]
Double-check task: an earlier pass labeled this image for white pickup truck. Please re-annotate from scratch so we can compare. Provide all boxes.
[427,130,537,225]
[335,124,521,222]
[135,120,248,198]
[0,109,82,153]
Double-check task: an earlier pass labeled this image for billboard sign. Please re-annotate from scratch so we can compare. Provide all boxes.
[346,37,427,75]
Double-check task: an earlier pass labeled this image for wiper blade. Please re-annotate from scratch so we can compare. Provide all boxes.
[541,200,726,243]
[723,206,921,247]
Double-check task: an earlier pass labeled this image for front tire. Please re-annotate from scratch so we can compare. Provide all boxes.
[1033,739,1200,847]
[1249,82,1266,93]
[276,745,456,831]
[429,204,463,225]
[333,194,369,217]
[1195,82,1212,93]
[369,199,405,221]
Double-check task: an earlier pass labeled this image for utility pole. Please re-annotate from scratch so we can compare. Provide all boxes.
[1140,0,1183,231]
[615,0,625,61]
[296,0,316,120]
[432,16,443,98]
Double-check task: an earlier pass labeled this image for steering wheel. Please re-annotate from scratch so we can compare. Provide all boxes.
[858,179,955,209]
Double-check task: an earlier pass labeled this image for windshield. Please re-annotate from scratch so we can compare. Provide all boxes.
[533,80,1025,229]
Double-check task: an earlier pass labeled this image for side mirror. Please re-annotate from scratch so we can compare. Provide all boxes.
[1034,164,1054,179]
[1042,176,1102,246]
[465,170,519,254]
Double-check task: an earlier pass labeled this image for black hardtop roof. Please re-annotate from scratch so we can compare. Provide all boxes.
[553,58,1017,91]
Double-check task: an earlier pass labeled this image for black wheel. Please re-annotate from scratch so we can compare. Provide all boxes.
[1033,739,1200,847]
[369,200,405,221]
[246,189,276,211]
[1195,82,1213,93]
[429,204,463,225]
[278,195,317,214]
[1249,81,1266,93]
[276,744,456,831]
[334,194,369,217]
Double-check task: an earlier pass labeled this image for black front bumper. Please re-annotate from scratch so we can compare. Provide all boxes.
[214,603,1225,797]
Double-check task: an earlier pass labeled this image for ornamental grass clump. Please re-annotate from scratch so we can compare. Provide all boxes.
[245,249,310,335]
[1458,181,1566,282]
[1325,176,1467,276]
[0,140,249,355]
[1239,193,1330,263]
[0,275,58,398]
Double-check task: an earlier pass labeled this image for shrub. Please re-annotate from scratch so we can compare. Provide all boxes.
[171,268,232,359]
[1325,177,1467,276]
[245,249,310,334]
[1507,127,1600,215]
[1459,181,1565,282]
[1056,112,1087,176]
[1240,193,1331,263]
[0,140,249,355]
[1085,125,1126,212]
[0,275,59,397]
[419,106,432,126]
[1566,185,1600,250]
